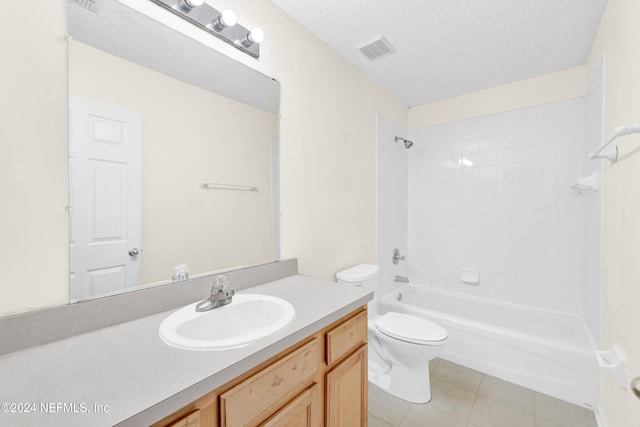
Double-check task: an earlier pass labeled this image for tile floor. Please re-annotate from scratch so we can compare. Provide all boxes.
[368,358,597,427]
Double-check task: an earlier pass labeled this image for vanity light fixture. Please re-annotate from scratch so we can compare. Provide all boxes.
[149,0,263,58]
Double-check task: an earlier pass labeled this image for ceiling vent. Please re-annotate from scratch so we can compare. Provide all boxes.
[356,35,396,61]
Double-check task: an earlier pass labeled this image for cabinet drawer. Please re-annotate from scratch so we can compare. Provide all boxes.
[220,339,319,427]
[326,310,367,365]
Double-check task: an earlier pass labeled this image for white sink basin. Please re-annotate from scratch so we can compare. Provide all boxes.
[159,294,295,351]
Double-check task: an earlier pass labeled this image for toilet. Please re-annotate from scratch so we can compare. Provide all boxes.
[336,264,447,403]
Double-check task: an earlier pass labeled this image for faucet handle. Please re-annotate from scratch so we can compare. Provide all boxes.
[214,274,229,291]
[392,248,406,265]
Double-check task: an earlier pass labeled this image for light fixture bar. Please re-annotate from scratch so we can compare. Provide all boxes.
[149,0,261,58]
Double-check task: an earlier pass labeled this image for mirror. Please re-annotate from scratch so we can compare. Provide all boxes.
[2,0,279,314]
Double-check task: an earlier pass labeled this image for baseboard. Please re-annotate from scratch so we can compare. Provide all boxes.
[595,405,609,427]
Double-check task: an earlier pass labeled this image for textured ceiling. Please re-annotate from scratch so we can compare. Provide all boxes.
[272,0,607,107]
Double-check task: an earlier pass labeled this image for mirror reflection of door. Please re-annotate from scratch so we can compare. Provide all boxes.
[69,97,142,301]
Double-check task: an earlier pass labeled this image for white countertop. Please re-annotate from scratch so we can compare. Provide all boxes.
[0,275,372,426]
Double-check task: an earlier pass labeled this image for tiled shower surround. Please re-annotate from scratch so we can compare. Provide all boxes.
[406,99,592,315]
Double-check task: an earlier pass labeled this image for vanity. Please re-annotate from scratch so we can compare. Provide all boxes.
[0,261,372,426]
[153,304,368,427]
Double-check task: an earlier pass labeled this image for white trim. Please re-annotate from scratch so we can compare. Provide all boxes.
[595,405,609,427]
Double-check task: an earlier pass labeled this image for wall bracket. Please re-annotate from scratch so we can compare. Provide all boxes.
[596,345,627,389]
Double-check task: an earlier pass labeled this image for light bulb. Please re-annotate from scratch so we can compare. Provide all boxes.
[180,0,204,12]
[221,10,237,27]
[249,27,264,44]
[241,27,264,47]
[213,9,237,31]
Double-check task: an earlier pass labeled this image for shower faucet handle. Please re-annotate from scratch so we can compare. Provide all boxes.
[392,248,406,265]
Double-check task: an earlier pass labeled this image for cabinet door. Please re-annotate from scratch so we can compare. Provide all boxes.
[166,410,200,427]
[260,383,321,427]
[326,345,368,427]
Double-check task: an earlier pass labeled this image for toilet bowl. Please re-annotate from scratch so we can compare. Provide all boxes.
[368,312,447,402]
[336,264,448,403]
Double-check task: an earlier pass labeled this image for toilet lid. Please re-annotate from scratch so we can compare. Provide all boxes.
[376,312,447,344]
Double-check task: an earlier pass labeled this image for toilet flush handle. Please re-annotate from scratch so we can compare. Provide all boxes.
[632,377,640,399]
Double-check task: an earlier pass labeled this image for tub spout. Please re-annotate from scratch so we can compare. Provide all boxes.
[395,275,409,283]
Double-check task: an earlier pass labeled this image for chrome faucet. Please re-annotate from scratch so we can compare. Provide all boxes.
[395,275,410,283]
[195,274,235,312]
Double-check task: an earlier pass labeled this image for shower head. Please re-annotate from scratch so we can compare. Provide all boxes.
[394,136,413,149]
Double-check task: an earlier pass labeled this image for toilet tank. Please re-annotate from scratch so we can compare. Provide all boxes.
[336,264,379,314]
[336,264,380,289]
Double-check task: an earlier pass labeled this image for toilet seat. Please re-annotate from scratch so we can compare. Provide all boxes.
[376,312,447,345]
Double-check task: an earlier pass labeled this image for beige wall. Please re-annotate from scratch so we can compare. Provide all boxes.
[69,41,277,286]
[586,0,640,424]
[408,66,586,128]
[0,1,69,315]
[237,1,408,280]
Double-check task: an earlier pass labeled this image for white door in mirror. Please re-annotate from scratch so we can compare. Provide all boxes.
[159,294,295,351]
[69,97,142,301]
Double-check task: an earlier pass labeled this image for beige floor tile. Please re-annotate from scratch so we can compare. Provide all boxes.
[433,359,483,393]
[368,384,412,426]
[400,404,467,427]
[430,377,477,420]
[368,413,393,427]
[469,396,534,427]
[429,357,442,376]
[478,374,535,414]
[534,393,596,427]
[369,360,595,427]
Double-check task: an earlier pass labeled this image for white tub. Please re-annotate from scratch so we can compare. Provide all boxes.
[378,285,599,408]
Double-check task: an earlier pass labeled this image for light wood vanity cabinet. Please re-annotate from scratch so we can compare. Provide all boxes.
[154,307,367,427]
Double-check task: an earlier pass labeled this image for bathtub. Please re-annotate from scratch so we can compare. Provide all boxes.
[378,285,599,408]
